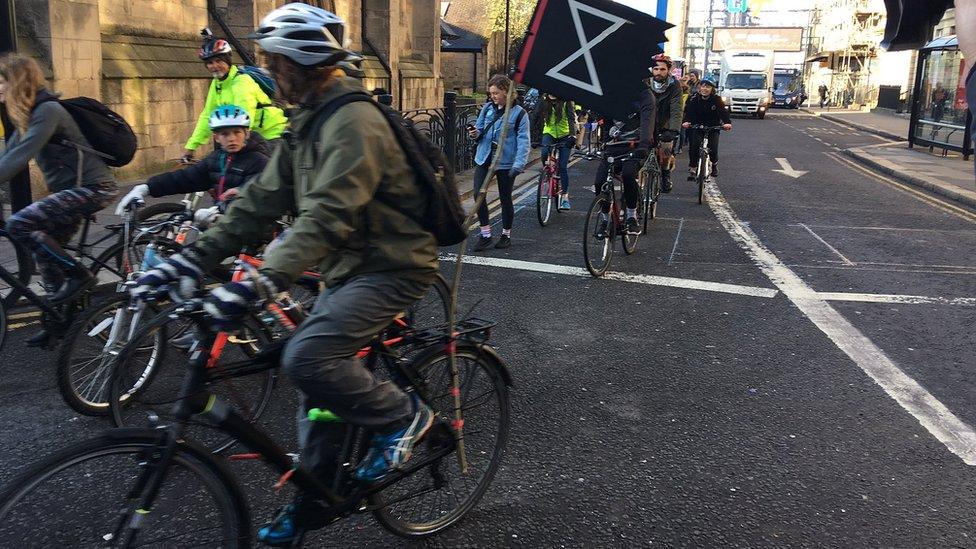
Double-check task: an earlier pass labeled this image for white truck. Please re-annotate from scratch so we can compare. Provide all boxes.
[718,52,774,119]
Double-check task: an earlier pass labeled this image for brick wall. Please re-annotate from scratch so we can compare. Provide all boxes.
[442,51,484,95]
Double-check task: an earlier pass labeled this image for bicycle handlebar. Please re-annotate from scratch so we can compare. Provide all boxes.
[686,125,728,131]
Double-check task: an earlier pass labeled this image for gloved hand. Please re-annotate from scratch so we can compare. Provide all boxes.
[115,184,149,216]
[659,130,678,143]
[203,274,281,331]
[508,166,524,179]
[193,205,220,228]
[130,251,205,302]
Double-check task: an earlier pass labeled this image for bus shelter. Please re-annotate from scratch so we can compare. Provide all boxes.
[909,35,972,160]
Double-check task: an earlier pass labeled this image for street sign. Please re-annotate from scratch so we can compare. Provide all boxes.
[710,27,804,52]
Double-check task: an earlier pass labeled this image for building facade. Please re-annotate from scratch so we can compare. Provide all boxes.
[10,0,443,180]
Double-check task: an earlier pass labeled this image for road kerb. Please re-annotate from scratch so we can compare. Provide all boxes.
[841,147,976,210]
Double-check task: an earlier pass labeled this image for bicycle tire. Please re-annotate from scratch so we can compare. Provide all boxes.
[0,231,33,309]
[136,202,185,223]
[536,172,555,227]
[55,292,164,416]
[644,171,657,234]
[371,345,510,538]
[0,430,251,547]
[697,155,707,205]
[0,296,6,352]
[583,195,614,277]
[109,308,276,453]
[404,273,451,331]
[622,176,644,256]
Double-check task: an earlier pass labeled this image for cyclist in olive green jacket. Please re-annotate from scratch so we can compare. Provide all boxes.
[182,33,287,162]
[131,5,438,544]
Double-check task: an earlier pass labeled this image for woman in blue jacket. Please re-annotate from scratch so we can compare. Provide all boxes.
[468,74,531,251]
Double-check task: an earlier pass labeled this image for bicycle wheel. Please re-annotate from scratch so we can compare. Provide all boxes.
[109,309,275,453]
[0,231,33,309]
[697,155,707,205]
[644,172,658,234]
[622,177,643,256]
[371,345,510,538]
[583,195,615,277]
[404,273,451,330]
[536,172,555,226]
[55,292,163,416]
[0,296,6,352]
[0,430,250,547]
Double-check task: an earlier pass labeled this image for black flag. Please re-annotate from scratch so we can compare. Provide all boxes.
[513,0,672,120]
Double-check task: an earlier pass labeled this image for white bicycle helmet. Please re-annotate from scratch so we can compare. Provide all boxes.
[249,3,361,68]
[209,105,251,130]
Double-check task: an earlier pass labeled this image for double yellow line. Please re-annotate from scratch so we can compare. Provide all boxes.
[827,152,976,224]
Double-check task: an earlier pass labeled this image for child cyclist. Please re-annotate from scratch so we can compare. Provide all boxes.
[681,77,732,180]
[115,105,271,223]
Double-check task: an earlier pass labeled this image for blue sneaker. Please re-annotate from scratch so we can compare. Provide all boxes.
[353,395,434,483]
[257,503,298,547]
[560,195,571,210]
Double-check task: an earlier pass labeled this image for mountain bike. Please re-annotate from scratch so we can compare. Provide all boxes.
[0,292,510,547]
[582,147,652,277]
[687,125,726,205]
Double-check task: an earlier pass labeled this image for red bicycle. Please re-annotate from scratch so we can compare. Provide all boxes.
[536,147,562,226]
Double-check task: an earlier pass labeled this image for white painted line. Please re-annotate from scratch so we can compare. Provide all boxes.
[704,178,976,465]
[797,223,855,266]
[818,292,976,307]
[8,311,41,320]
[440,253,780,299]
[668,218,684,266]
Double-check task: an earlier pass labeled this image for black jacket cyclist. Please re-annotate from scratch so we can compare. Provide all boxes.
[647,54,682,192]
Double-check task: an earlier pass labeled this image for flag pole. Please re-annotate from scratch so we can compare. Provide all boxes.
[446,78,516,474]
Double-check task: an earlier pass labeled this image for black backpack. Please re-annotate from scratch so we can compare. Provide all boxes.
[58,97,137,167]
[307,92,467,246]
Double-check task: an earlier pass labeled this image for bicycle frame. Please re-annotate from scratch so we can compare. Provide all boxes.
[116,303,492,544]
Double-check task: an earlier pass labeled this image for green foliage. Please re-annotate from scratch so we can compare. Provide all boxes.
[485,0,537,36]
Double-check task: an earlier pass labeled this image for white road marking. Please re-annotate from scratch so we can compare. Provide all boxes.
[818,292,976,307]
[668,218,685,266]
[773,158,808,178]
[797,223,856,266]
[440,253,780,298]
[704,178,976,465]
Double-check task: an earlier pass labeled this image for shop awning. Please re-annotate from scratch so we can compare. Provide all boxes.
[805,52,829,63]
[920,35,958,52]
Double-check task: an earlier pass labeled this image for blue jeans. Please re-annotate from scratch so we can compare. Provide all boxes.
[540,134,572,194]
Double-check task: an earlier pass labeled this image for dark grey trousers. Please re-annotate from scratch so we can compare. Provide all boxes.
[283,272,431,474]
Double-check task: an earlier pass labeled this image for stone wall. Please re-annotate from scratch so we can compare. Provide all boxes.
[442,51,484,95]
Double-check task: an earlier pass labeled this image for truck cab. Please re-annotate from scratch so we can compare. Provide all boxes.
[719,52,774,119]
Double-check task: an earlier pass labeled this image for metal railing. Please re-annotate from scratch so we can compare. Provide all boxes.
[379,92,482,172]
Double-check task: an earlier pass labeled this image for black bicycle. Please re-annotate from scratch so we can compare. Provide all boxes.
[0,202,183,351]
[687,125,726,205]
[582,144,657,277]
[0,291,510,546]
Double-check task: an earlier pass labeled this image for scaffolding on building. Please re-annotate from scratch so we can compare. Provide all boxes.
[809,0,886,108]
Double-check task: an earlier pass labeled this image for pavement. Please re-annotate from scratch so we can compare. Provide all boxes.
[3,112,976,546]
[802,107,910,141]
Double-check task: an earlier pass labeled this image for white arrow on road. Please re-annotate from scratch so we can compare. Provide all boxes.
[773,157,807,178]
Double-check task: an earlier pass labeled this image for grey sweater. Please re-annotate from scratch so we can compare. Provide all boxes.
[0,89,114,192]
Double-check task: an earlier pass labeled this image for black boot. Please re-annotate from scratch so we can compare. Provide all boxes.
[26,330,52,348]
[661,171,673,193]
[49,265,95,303]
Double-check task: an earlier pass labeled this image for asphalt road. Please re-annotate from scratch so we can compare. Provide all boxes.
[2,110,976,547]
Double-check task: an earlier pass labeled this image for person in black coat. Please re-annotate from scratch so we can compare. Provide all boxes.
[681,78,732,179]
[115,105,270,223]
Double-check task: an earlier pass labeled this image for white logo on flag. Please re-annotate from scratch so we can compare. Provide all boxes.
[545,0,629,96]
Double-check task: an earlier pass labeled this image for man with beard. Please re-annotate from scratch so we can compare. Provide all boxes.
[647,54,683,192]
